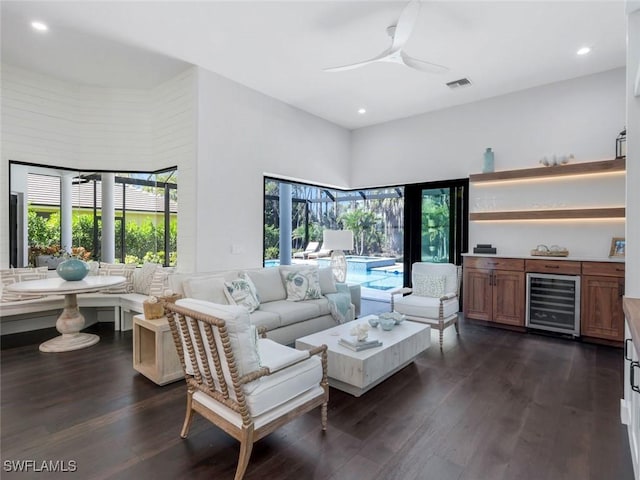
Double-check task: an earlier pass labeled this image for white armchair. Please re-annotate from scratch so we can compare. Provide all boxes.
[164,298,328,480]
[390,262,462,351]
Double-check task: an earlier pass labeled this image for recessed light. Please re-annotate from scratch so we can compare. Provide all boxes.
[576,46,591,56]
[31,21,48,32]
[357,108,366,115]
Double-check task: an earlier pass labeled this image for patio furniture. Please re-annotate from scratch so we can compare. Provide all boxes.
[164,298,329,480]
[293,241,320,259]
[390,263,462,351]
[307,244,332,259]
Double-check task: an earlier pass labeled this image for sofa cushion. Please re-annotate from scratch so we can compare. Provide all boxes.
[303,297,331,316]
[0,267,48,302]
[224,273,260,312]
[98,263,136,293]
[394,295,459,319]
[183,274,229,305]
[246,268,286,303]
[248,310,281,331]
[259,300,321,327]
[280,267,322,301]
[318,267,337,294]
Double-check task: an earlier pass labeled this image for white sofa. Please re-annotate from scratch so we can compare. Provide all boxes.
[168,265,357,346]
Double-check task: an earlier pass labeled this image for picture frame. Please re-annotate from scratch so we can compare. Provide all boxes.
[609,237,625,258]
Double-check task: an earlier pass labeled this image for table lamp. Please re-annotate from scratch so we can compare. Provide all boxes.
[322,229,354,283]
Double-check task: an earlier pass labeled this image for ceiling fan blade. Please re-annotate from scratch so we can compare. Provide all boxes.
[324,50,392,72]
[391,0,421,51]
[401,52,449,73]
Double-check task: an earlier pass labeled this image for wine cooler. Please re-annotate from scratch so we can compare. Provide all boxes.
[526,273,581,336]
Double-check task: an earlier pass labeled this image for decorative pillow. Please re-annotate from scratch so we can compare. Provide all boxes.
[318,267,337,294]
[98,263,136,293]
[133,263,161,295]
[280,267,322,302]
[86,261,100,276]
[183,275,229,305]
[149,268,172,297]
[224,273,260,312]
[0,267,48,302]
[413,273,446,298]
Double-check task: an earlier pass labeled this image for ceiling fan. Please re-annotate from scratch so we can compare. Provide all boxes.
[324,0,449,74]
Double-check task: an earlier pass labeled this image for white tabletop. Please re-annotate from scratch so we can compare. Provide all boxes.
[5,276,126,295]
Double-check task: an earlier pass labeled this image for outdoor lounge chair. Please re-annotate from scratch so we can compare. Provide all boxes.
[307,244,332,259]
[293,241,320,259]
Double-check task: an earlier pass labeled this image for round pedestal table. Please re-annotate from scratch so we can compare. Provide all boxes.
[6,276,126,352]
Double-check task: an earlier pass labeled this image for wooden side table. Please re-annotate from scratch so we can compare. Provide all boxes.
[133,314,183,385]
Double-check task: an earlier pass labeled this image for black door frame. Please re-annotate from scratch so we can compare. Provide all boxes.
[403,178,469,287]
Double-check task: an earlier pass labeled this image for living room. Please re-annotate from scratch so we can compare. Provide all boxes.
[1,1,639,479]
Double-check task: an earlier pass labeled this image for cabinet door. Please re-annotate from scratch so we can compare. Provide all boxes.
[493,270,525,326]
[463,268,492,321]
[581,275,624,341]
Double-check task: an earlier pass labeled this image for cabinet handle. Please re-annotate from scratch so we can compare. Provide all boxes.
[631,361,640,394]
[619,283,625,297]
[545,265,560,269]
[625,339,633,362]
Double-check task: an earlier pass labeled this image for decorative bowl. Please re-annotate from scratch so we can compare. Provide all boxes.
[379,312,405,325]
[379,318,395,331]
[368,317,379,328]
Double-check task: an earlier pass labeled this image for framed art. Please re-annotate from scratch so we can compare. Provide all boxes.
[609,237,625,257]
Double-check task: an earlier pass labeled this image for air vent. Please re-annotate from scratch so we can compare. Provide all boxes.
[446,78,472,89]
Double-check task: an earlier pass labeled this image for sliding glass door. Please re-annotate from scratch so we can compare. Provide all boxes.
[404,179,468,285]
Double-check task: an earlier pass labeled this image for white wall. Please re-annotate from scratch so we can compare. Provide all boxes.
[351,68,626,258]
[626,7,640,296]
[193,67,351,271]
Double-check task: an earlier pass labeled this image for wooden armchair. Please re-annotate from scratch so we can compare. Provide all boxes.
[164,298,328,480]
[390,263,462,351]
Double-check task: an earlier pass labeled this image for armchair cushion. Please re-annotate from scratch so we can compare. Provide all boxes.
[394,294,459,319]
[412,263,458,296]
[413,273,446,298]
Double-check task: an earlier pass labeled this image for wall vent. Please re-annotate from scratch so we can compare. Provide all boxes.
[446,78,472,89]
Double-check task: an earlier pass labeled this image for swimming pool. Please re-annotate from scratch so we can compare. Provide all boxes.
[264,259,403,291]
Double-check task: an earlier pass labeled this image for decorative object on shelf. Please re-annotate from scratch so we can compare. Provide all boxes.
[540,154,574,167]
[56,258,89,281]
[483,147,495,173]
[473,243,497,254]
[323,229,354,283]
[350,323,370,342]
[530,244,569,257]
[609,237,625,258]
[616,128,626,159]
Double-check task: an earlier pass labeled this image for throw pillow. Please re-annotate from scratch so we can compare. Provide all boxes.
[0,267,48,302]
[133,263,161,295]
[318,267,337,294]
[280,267,322,302]
[413,273,446,298]
[223,273,260,312]
[149,268,172,297]
[183,275,229,305]
[98,263,136,293]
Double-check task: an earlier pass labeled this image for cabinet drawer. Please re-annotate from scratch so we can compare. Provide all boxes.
[464,257,524,271]
[525,259,581,275]
[582,261,625,277]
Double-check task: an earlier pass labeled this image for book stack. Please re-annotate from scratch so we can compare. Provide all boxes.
[473,243,497,254]
[338,337,382,352]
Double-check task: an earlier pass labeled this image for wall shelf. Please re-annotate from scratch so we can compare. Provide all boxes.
[469,158,625,183]
[470,207,625,221]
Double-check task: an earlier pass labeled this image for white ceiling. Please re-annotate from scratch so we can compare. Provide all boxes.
[0,1,627,129]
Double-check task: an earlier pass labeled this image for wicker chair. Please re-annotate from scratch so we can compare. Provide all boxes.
[390,263,462,351]
[164,298,328,480]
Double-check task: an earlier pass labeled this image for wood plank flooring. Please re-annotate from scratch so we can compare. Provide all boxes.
[1,307,634,480]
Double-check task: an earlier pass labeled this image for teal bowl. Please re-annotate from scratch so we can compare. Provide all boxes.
[380,318,395,331]
[368,317,379,328]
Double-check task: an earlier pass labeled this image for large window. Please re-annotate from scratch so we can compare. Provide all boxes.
[9,162,177,268]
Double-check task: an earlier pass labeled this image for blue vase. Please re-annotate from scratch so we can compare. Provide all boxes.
[56,258,89,281]
[483,148,495,173]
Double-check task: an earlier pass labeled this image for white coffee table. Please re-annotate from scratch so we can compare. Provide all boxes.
[295,315,430,397]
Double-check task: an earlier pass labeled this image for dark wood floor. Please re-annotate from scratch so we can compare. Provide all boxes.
[1,304,634,480]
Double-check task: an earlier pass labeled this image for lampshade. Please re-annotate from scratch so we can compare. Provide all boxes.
[322,230,353,251]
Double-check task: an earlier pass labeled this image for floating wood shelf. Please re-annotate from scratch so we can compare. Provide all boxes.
[469,158,625,183]
[470,207,625,221]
